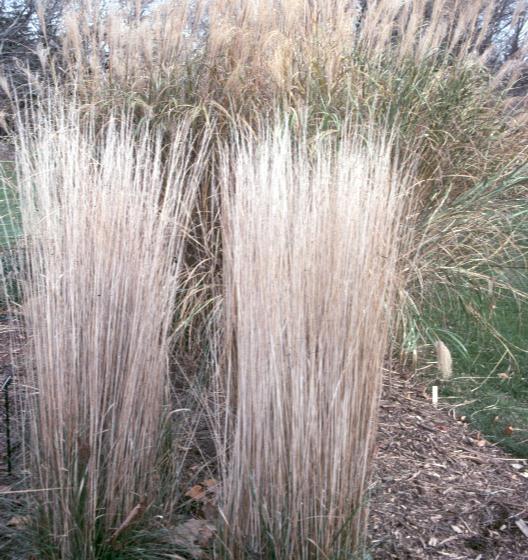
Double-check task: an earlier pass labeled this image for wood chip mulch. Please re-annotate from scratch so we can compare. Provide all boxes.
[369,374,528,559]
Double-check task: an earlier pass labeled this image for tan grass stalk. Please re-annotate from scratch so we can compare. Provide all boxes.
[217,123,409,558]
[11,99,205,557]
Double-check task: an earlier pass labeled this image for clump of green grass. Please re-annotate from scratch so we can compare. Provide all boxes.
[0,159,22,305]
[0,162,19,245]
[400,165,528,456]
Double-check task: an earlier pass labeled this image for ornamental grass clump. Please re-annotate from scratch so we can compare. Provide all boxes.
[0,0,526,556]
[216,123,409,558]
[9,100,206,557]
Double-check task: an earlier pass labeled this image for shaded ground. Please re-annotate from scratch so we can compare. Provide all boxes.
[369,373,528,559]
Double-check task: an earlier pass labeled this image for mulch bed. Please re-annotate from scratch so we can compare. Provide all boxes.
[369,373,528,559]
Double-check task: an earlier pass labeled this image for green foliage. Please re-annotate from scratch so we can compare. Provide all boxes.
[0,160,20,247]
[400,164,528,456]
[422,283,528,457]
[0,160,22,305]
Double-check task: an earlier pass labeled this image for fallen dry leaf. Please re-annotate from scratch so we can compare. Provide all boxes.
[202,501,218,522]
[503,426,514,437]
[498,372,510,381]
[185,485,206,501]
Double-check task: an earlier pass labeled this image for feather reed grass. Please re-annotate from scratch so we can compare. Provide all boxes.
[216,123,409,558]
[7,100,206,558]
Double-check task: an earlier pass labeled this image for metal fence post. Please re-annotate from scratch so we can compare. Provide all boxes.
[2,373,12,475]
